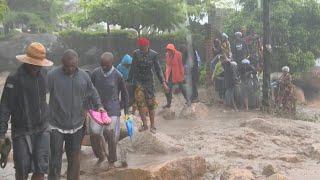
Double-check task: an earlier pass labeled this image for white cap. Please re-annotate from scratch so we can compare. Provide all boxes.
[235,32,242,38]
[282,66,290,73]
[241,59,250,64]
[230,61,237,66]
[222,33,228,39]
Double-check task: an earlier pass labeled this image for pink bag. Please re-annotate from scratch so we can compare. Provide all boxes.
[89,110,112,125]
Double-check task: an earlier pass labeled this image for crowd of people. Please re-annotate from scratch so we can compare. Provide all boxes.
[0,37,201,180]
[0,30,296,179]
[210,31,295,113]
[211,31,260,111]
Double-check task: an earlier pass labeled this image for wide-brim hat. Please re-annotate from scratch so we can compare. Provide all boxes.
[16,42,53,67]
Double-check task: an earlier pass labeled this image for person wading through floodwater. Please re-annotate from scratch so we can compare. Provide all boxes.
[83,70,108,167]
[48,49,104,180]
[221,33,232,59]
[91,52,129,168]
[128,38,168,134]
[180,44,201,104]
[239,59,257,111]
[232,32,248,64]
[0,42,53,180]
[276,66,296,115]
[117,54,136,114]
[221,54,239,110]
[163,44,190,108]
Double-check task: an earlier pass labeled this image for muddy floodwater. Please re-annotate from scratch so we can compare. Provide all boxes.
[1,76,320,179]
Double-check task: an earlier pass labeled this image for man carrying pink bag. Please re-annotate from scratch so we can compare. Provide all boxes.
[90,52,129,169]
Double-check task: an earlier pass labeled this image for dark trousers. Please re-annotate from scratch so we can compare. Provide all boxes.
[191,71,199,101]
[48,128,84,180]
[165,77,189,106]
[13,131,50,179]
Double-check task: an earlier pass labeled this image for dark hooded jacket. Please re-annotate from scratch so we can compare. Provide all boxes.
[0,65,50,138]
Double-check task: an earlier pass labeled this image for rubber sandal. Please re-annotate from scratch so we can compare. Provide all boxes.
[150,127,157,134]
[139,125,148,132]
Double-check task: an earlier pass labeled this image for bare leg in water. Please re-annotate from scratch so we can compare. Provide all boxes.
[149,110,156,133]
[243,96,249,111]
[139,110,148,131]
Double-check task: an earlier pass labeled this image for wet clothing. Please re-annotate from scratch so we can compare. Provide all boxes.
[223,61,238,90]
[134,84,157,115]
[83,70,107,161]
[90,116,120,163]
[48,67,102,131]
[165,45,189,106]
[0,65,50,139]
[117,54,132,80]
[13,131,50,178]
[222,40,232,58]
[165,45,185,84]
[239,64,259,108]
[48,128,84,180]
[191,50,200,101]
[213,61,225,100]
[91,66,129,116]
[223,61,239,108]
[277,73,295,113]
[0,64,50,177]
[48,67,102,180]
[128,49,165,99]
[233,40,248,63]
[91,66,128,164]
[165,75,189,107]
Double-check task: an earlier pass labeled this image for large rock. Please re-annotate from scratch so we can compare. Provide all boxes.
[119,131,183,154]
[220,167,255,180]
[158,108,176,120]
[308,143,320,160]
[100,155,206,180]
[267,173,288,180]
[262,164,276,177]
[279,154,301,163]
[179,103,209,120]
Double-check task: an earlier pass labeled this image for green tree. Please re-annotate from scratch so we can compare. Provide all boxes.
[224,0,318,75]
[66,0,186,35]
[0,0,7,22]
[4,0,63,33]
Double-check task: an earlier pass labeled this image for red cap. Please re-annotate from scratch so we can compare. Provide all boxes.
[137,38,150,46]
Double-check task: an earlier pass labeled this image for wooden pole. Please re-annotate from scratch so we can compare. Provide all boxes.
[262,0,271,109]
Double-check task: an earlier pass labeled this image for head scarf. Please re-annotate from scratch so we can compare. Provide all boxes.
[117,54,133,80]
[222,33,229,39]
[121,54,132,65]
[241,59,250,65]
[230,61,237,66]
[282,66,290,73]
[137,38,150,46]
[235,32,242,38]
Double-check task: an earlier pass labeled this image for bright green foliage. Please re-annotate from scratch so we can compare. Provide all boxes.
[66,0,186,34]
[224,0,319,74]
[4,0,63,32]
[0,0,7,22]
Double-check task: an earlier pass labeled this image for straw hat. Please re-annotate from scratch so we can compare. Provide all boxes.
[16,42,53,67]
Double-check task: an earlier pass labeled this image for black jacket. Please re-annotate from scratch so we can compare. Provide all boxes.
[0,65,50,139]
[223,61,238,89]
[128,49,165,98]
